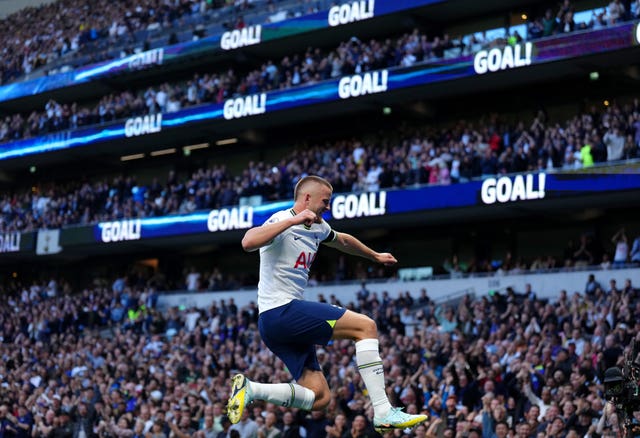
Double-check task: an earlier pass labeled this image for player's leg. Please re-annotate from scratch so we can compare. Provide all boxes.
[296,368,332,410]
[333,309,429,432]
[227,345,318,423]
[227,300,336,422]
[331,308,377,340]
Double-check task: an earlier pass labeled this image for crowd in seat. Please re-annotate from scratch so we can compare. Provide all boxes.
[2,96,639,233]
[3,0,640,146]
[1,1,640,437]
[0,0,210,85]
[0,0,331,86]
[1,27,499,145]
[1,0,639,87]
[0,269,638,438]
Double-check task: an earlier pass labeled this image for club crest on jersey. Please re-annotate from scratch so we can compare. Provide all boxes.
[294,251,316,269]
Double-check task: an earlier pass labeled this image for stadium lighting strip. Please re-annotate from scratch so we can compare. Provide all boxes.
[183,143,210,151]
[120,153,145,161]
[150,148,177,156]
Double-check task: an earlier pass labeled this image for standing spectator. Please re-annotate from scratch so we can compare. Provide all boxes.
[579,136,595,167]
[623,134,638,159]
[611,228,628,266]
[299,410,328,438]
[542,9,557,36]
[70,403,98,438]
[630,234,640,263]
[607,0,626,23]
[33,410,56,437]
[53,414,74,437]
[603,126,625,161]
[559,10,576,33]
[573,235,594,267]
[186,267,201,291]
[356,282,370,301]
[557,0,574,22]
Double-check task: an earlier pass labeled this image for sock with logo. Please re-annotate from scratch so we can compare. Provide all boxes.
[249,381,315,410]
[356,338,392,418]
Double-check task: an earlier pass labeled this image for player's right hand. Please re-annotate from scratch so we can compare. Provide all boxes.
[294,209,317,226]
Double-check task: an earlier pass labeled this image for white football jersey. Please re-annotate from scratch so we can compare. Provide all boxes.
[257,208,336,313]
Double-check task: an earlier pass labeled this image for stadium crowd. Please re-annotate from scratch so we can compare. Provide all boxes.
[1,0,639,86]
[1,94,640,233]
[0,0,640,143]
[0,0,208,84]
[0,0,328,86]
[0,269,638,438]
[0,27,465,145]
[2,1,640,437]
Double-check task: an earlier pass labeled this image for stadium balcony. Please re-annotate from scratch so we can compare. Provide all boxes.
[157,263,640,311]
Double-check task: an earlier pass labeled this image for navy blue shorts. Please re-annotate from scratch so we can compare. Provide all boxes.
[258,299,346,380]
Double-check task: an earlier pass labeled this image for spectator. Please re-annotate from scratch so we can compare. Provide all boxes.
[559,10,576,33]
[630,234,640,263]
[585,273,601,296]
[542,9,557,36]
[230,411,258,438]
[580,135,595,167]
[604,126,625,160]
[0,265,638,438]
[607,0,626,23]
[186,267,202,291]
[573,234,594,267]
[257,412,281,438]
[611,228,628,266]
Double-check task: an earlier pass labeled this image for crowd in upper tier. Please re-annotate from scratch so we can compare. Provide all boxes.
[2,0,640,145]
[1,0,639,86]
[1,95,639,233]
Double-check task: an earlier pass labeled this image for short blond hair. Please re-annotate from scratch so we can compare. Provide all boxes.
[293,175,333,201]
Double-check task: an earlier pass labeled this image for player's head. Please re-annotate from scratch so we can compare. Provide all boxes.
[294,175,333,201]
[294,175,333,221]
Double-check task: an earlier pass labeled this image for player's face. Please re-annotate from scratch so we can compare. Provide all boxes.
[307,184,332,221]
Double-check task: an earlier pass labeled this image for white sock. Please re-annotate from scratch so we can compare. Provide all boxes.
[249,381,315,410]
[356,338,392,418]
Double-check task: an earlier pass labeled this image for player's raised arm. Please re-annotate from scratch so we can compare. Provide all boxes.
[241,209,317,252]
[323,231,397,266]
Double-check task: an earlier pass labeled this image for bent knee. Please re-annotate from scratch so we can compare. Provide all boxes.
[360,315,378,339]
[311,391,331,411]
[333,310,378,341]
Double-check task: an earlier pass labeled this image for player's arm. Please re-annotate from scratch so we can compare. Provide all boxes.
[241,209,316,252]
[323,231,397,266]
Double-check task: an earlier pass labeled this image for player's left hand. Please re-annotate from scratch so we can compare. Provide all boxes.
[376,252,397,266]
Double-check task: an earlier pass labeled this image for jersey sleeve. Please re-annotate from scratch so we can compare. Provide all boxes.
[262,211,287,246]
[321,229,337,244]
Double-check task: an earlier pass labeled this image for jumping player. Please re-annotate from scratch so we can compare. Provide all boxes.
[227,175,428,432]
